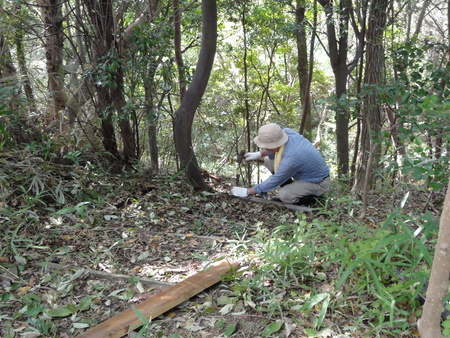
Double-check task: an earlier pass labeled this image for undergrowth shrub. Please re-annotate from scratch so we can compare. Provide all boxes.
[229,197,439,336]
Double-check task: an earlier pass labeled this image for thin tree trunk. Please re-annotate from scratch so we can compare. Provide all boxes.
[296,0,311,138]
[144,82,159,173]
[418,179,450,337]
[241,1,252,186]
[15,34,36,114]
[38,0,67,132]
[83,0,137,163]
[354,0,388,193]
[350,2,367,185]
[0,35,19,112]
[110,63,137,163]
[173,0,186,101]
[83,0,119,159]
[318,0,357,180]
[173,0,216,190]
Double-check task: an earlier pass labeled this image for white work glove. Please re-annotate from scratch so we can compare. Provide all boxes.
[231,186,249,197]
[244,151,262,162]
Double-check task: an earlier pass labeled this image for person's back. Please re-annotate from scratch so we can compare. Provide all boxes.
[279,128,329,183]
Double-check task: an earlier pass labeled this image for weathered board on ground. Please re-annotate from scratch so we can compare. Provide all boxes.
[75,259,239,338]
[238,196,313,212]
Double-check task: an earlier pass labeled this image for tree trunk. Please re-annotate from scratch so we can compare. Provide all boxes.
[0,34,19,112]
[38,0,67,132]
[83,0,119,159]
[296,0,311,138]
[110,64,137,163]
[241,1,252,186]
[173,0,216,191]
[15,33,37,114]
[318,0,358,180]
[144,82,159,173]
[64,0,88,128]
[354,0,389,193]
[83,0,137,163]
[173,0,186,101]
[417,180,450,337]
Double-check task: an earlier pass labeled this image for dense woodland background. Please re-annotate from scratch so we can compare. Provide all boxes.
[1,0,450,337]
[0,0,448,192]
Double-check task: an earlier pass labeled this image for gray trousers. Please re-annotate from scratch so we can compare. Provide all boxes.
[264,157,330,204]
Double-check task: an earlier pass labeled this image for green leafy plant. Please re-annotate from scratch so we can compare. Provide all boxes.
[130,306,156,338]
[25,139,58,162]
[323,210,434,332]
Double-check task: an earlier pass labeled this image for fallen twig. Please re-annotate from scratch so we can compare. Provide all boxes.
[167,232,227,242]
[35,261,174,288]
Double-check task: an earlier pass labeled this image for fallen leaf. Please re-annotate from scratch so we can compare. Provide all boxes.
[47,307,73,317]
[18,286,31,295]
[219,303,234,315]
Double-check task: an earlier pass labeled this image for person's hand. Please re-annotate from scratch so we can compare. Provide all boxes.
[231,186,248,197]
[244,152,262,162]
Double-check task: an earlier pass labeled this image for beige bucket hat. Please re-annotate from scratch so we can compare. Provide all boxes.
[254,123,288,149]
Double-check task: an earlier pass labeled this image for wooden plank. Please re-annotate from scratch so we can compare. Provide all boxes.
[76,259,239,338]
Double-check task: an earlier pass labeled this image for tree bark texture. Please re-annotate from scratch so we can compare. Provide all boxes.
[110,66,137,163]
[0,34,19,112]
[418,181,450,337]
[38,0,67,131]
[354,0,389,193]
[144,79,160,173]
[83,0,136,163]
[173,0,186,101]
[240,1,252,186]
[15,34,36,114]
[317,0,353,180]
[173,0,216,190]
[296,0,311,138]
[83,0,119,158]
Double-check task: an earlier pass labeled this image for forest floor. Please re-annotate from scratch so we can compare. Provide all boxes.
[0,151,446,338]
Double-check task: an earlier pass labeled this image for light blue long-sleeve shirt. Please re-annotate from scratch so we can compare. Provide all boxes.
[253,128,330,195]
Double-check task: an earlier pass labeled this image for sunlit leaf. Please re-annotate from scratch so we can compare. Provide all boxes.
[47,307,73,317]
[224,323,237,337]
[261,321,283,337]
[219,303,234,315]
[73,322,90,328]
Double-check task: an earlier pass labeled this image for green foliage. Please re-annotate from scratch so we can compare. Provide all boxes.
[443,305,450,338]
[0,103,14,144]
[84,50,123,90]
[382,42,450,190]
[226,195,438,335]
[131,306,155,338]
[261,321,283,336]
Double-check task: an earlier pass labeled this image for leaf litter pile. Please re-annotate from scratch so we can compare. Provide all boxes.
[0,152,445,337]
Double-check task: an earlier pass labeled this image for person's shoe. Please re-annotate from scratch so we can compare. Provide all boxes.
[271,196,282,202]
[295,195,325,206]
